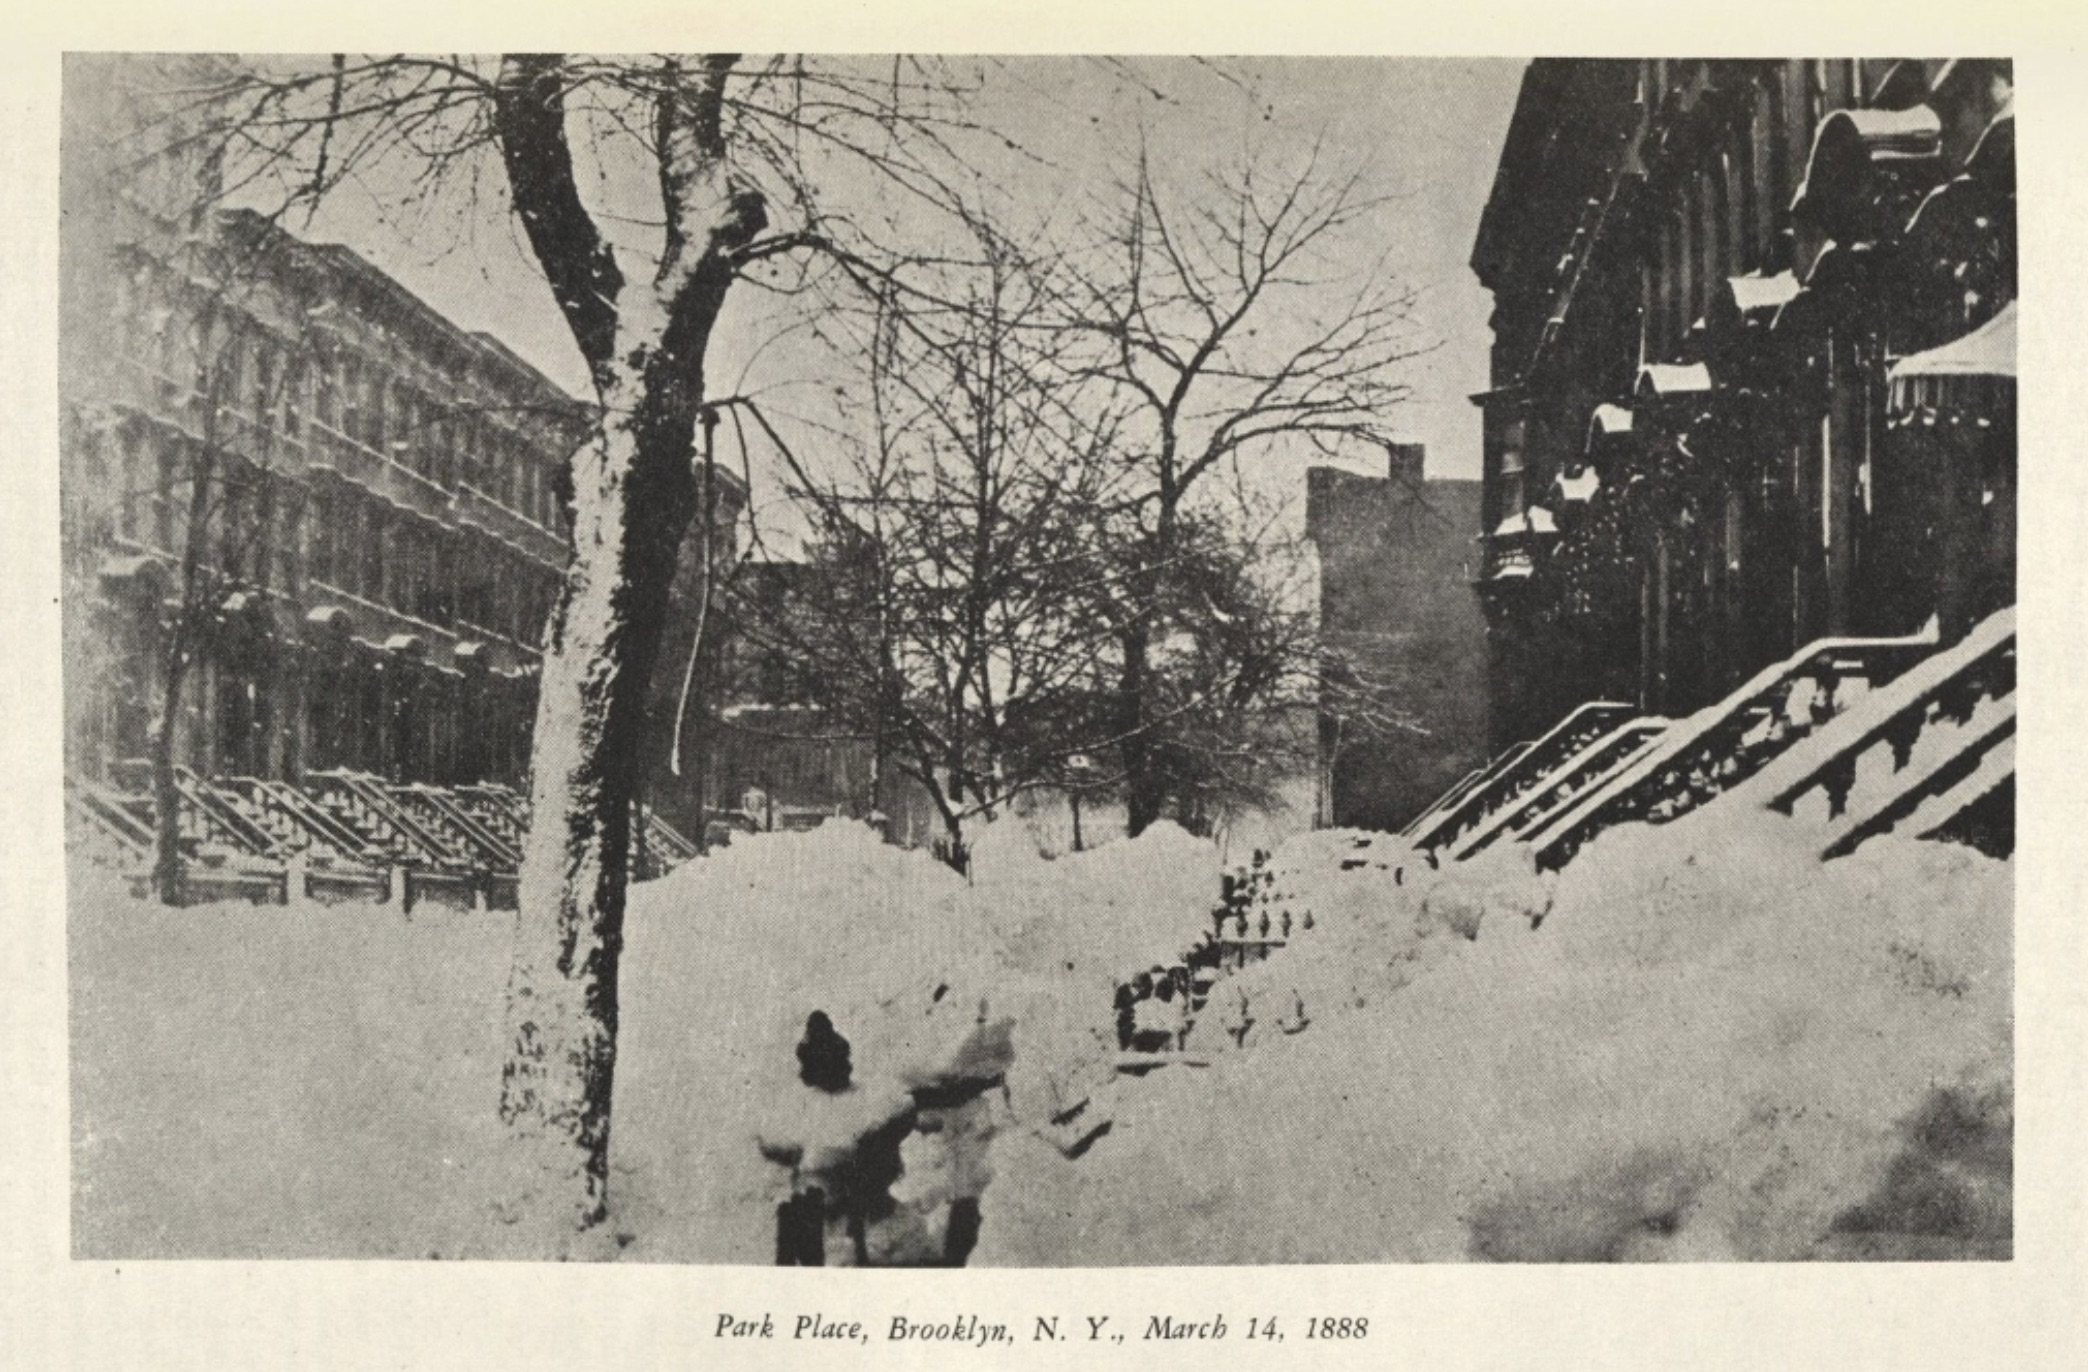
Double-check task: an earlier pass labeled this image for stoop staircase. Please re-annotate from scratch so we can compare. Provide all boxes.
[1116,607,2018,1058]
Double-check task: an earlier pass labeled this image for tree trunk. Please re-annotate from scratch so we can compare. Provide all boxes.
[489,52,763,1236]
[497,412,699,1230]
[1119,619,1161,836]
[150,658,189,906]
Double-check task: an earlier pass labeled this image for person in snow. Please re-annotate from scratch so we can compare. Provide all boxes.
[796,1010,853,1093]
[767,1011,913,1266]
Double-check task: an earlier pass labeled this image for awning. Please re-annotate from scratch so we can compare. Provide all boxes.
[1889,301,2016,413]
[1585,403,1633,446]
[1636,363,1714,399]
[383,633,428,657]
[1725,271,1801,318]
[1791,106,1945,216]
[304,605,354,634]
[453,640,490,669]
[1893,301,2015,381]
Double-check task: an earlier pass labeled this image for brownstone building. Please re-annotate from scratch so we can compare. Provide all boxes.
[60,60,745,814]
[1469,59,2015,749]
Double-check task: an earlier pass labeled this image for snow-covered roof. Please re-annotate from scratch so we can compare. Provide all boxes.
[1636,363,1714,398]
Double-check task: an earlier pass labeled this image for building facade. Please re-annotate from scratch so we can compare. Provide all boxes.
[1469,59,2015,749]
[60,62,745,808]
[1305,444,1489,831]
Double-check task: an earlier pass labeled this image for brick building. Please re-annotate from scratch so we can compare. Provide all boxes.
[1469,59,2015,749]
[60,60,745,810]
[1305,444,1489,831]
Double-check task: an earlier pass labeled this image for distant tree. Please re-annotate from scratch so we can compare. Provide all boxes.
[748,219,1123,868]
[1054,149,1429,834]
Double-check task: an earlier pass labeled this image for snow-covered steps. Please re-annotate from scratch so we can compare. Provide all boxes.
[1409,701,1637,856]
[1730,608,2015,861]
[1530,625,1942,871]
[66,768,697,909]
[1449,717,1669,861]
[1399,758,1503,841]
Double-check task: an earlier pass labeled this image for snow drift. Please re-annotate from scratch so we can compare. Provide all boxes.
[71,797,2008,1264]
[975,808,2011,1263]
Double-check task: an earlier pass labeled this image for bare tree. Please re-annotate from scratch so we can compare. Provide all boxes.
[112,218,320,904]
[145,52,1012,1234]
[747,220,1125,868]
[1056,149,1429,833]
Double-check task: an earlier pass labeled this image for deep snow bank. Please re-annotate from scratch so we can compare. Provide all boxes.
[71,818,1226,1261]
[975,811,2011,1263]
[609,819,1221,1261]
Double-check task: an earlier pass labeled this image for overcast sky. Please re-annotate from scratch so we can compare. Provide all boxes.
[299,58,1524,538]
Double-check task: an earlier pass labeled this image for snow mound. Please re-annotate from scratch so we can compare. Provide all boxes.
[611,823,1000,1260]
[975,820,1219,983]
[613,819,1226,1259]
[977,807,2011,1264]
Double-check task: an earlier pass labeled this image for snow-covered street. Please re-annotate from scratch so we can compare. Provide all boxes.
[71,803,2009,1263]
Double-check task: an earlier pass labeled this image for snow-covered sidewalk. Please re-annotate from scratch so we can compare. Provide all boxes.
[71,806,2009,1263]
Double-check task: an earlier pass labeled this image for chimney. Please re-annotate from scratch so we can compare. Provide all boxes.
[1386,442,1426,486]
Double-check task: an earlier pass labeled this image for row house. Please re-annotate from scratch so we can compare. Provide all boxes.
[1468,59,2015,749]
[60,75,745,801]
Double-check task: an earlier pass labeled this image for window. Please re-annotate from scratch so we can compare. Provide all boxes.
[340,357,362,442]
[432,411,454,488]
[253,340,277,429]
[306,488,331,587]
[157,438,180,553]
[503,437,522,511]
[368,374,388,452]
[313,356,336,430]
[1699,166,1723,313]
[1749,85,1776,266]
[1496,415,1529,522]
[361,503,387,601]
[277,497,303,592]
[431,540,455,626]
[400,388,426,473]
[1722,150,1745,275]
[284,357,306,438]
[116,428,140,542]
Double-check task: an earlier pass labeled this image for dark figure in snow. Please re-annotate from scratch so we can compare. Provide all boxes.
[796,1010,853,1093]
[775,1185,827,1266]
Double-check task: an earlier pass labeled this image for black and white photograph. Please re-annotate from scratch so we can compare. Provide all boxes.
[49,46,2024,1277]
